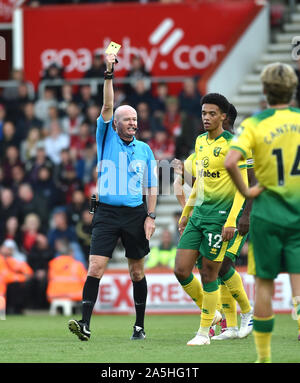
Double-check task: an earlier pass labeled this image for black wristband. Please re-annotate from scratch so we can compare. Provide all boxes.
[104,70,114,80]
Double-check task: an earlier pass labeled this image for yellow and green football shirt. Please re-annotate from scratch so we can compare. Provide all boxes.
[182,130,248,224]
[231,107,300,227]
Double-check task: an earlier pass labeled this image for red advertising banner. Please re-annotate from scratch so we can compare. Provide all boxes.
[21,1,262,88]
[93,268,293,315]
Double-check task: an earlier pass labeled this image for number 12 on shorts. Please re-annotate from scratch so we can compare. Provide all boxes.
[208,233,222,248]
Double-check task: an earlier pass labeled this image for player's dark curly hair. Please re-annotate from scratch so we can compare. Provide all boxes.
[201,93,229,114]
[227,103,237,126]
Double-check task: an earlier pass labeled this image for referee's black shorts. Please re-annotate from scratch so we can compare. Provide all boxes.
[90,202,150,259]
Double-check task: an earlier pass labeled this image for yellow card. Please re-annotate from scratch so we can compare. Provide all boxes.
[105,41,122,55]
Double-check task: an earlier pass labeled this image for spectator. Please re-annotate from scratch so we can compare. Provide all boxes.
[70,120,95,161]
[60,101,84,137]
[43,105,61,136]
[75,208,92,264]
[1,216,22,247]
[40,62,64,99]
[0,240,33,314]
[126,78,154,110]
[1,145,23,187]
[149,129,175,194]
[0,122,21,158]
[75,142,97,184]
[152,82,169,121]
[5,81,33,121]
[26,233,54,310]
[16,101,43,142]
[124,55,152,98]
[16,183,48,231]
[74,84,98,114]
[175,113,203,160]
[113,86,127,109]
[85,103,101,135]
[1,238,27,262]
[46,238,87,304]
[20,127,43,163]
[135,102,163,143]
[66,189,89,227]
[162,96,182,138]
[178,77,202,119]
[83,165,97,199]
[21,213,42,254]
[2,69,25,102]
[47,207,86,266]
[148,129,175,162]
[34,87,58,124]
[34,166,62,218]
[83,52,106,101]
[0,104,7,141]
[55,148,82,204]
[10,164,27,195]
[146,229,176,269]
[0,188,19,241]
[25,143,55,185]
[43,121,70,165]
[58,82,74,115]
[84,53,106,79]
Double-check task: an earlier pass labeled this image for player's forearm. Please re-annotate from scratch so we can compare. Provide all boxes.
[101,79,114,121]
[180,180,197,222]
[147,187,157,213]
[225,150,249,197]
[225,191,245,227]
[174,175,186,209]
[240,168,256,217]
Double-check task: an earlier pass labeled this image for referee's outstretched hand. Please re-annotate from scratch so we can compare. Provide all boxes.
[144,217,155,240]
[105,53,117,72]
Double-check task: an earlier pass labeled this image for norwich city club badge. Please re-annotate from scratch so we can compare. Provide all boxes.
[213,147,222,157]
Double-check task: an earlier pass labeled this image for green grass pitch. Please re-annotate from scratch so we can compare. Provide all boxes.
[0,313,299,363]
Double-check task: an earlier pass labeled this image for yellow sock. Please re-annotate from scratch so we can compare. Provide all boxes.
[220,283,237,327]
[180,273,203,310]
[292,296,300,335]
[215,278,223,314]
[199,280,219,336]
[253,315,274,363]
[222,267,251,314]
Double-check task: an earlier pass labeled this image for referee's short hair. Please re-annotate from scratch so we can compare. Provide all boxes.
[260,62,298,105]
[201,93,229,115]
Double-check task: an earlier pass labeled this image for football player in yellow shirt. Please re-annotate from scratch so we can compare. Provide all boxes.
[173,103,254,341]
[174,93,251,345]
[225,62,300,362]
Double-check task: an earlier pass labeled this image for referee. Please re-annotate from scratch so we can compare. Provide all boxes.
[68,53,158,341]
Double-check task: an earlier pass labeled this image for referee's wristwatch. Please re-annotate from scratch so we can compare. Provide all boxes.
[147,212,156,220]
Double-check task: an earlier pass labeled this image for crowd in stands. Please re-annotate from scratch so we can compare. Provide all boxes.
[0,53,205,314]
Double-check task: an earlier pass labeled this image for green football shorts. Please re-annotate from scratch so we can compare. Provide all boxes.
[225,231,248,262]
[177,214,228,264]
[250,215,300,279]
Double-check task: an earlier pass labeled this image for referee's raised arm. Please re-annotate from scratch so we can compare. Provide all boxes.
[101,53,116,122]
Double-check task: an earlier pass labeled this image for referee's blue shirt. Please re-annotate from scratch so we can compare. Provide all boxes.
[96,115,157,207]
